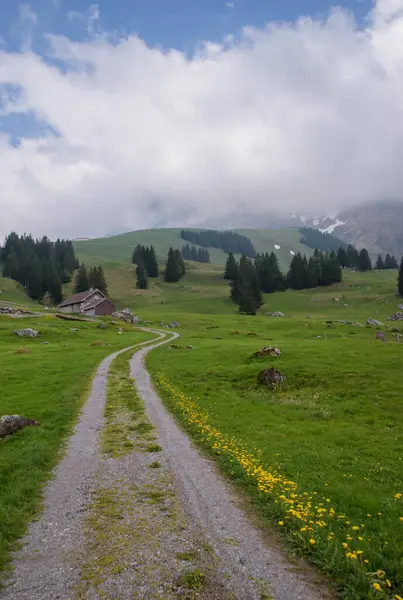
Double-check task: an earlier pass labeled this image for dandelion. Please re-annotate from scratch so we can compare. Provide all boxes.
[309,539,316,545]
[372,583,382,591]
[278,521,284,526]
[395,493,402,499]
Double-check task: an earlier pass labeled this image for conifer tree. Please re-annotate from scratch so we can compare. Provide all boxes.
[224,252,238,280]
[136,264,149,289]
[376,254,385,270]
[230,255,262,314]
[346,244,359,269]
[399,257,403,297]
[164,248,181,282]
[73,264,89,293]
[385,253,399,269]
[337,247,348,268]
[287,253,308,290]
[306,256,319,288]
[44,263,63,304]
[148,245,159,277]
[269,252,287,291]
[358,248,372,272]
[26,255,44,300]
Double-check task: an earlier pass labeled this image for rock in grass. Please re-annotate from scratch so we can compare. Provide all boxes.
[14,328,39,337]
[97,323,107,329]
[253,346,281,358]
[0,415,40,439]
[258,367,286,387]
[366,318,384,326]
[265,312,284,317]
[388,312,403,321]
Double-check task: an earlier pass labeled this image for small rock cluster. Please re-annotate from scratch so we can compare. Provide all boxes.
[1,306,33,316]
[14,328,39,337]
[366,318,384,326]
[265,312,284,317]
[258,368,286,387]
[253,346,281,358]
[388,312,403,321]
[112,308,140,324]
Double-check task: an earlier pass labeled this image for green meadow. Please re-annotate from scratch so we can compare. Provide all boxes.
[145,270,403,599]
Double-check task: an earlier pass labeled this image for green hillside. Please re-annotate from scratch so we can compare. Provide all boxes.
[73,227,312,270]
[0,277,38,308]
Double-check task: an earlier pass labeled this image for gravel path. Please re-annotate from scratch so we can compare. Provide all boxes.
[0,334,164,600]
[2,328,330,600]
[131,333,330,600]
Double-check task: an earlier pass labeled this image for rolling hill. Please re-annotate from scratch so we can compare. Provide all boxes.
[73,227,313,270]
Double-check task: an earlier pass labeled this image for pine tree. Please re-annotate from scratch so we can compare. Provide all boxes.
[174,249,185,277]
[376,254,385,270]
[306,256,319,288]
[337,247,348,268]
[73,264,89,293]
[269,252,287,291]
[230,255,262,313]
[136,264,148,289]
[164,248,181,282]
[358,248,372,272]
[148,246,159,277]
[346,244,359,269]
[88,266,108,295]
[385,253,399,269]
[132,244,144,265]
[287,253,308,290]
[224,253,238,280]
[259,254,276,293]
[26,255,44,300]
[44,264,63,304]
[399,257,403,297]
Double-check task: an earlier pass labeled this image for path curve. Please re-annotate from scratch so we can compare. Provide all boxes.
[131,333,329,600]
[0,331,169,600]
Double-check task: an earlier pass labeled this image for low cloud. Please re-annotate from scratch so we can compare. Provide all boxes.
[1,0,403,238]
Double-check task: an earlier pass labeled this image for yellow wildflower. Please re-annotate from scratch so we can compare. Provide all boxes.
[309,539,316,545]
[372,583,382,591]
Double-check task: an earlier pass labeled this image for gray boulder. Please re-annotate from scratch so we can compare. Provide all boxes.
[266,312,284,317]
[366,318,384,326]
[0,415,40,439]
[112,309,140,324]
[14,328,39,337]
[169,321,180,328]
[97,323,107,329]
[397,304,403,310]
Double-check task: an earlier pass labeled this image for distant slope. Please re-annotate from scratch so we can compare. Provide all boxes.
[73,227,312,269]
[0,277,37,307]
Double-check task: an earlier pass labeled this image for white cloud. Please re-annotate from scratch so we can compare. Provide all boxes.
[226,2,235,8]
[1,1,403,238]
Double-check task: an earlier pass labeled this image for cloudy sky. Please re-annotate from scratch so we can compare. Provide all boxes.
[0,0,402,239]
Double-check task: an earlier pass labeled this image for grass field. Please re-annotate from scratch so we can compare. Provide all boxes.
[144,270,403,599]
[0,315,153,579]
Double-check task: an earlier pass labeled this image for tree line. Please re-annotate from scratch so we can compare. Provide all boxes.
[181,244,210,263]
[299,227,347,252]
[337,245,398,271]
[225,248,343,315]
[180,229,256,258]
[131,245,186,288]
[132,244,159,290]
[1,232,78,304]
[73,264,108,295]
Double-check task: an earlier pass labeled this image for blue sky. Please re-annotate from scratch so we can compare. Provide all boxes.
[1,0,403,239]
[1,0,373,53]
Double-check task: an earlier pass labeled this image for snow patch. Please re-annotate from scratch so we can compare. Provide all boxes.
[300,215,307,224]
[274,244,280,250]
[319,219,346,235]
[289,250,295,255]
